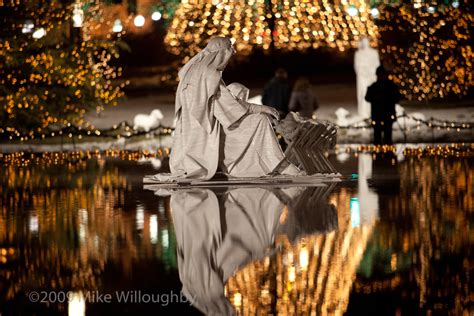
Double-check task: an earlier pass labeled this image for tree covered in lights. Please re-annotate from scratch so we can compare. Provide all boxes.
[165,0,378,57]
[369,1,473,101]
[165,0,472,102]
[0,0,125,140]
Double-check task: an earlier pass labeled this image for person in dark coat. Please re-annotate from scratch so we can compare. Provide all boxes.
[365,66,401,145]
[262,68,291,115]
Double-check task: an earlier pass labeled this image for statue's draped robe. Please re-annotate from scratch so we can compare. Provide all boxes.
[170,78,287,180]
[170,186,337,315]
[354,44,380,119]
[170,188,286,315]
[155,37,288,181]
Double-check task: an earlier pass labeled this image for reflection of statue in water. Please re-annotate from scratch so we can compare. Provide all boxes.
[357,153,379,226]
[354,38,380,119]
[169,186,337,315]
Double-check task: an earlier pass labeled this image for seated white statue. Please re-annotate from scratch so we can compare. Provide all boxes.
[153,37,299,181]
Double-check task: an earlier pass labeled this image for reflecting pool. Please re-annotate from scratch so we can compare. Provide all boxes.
[0,151,472,315]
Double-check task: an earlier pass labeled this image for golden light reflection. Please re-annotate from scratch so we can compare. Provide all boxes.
[226,187,375,315]
[354,157,473,314]
[225,156,472,315]
[0,158,176,302]
[0,153,472,314]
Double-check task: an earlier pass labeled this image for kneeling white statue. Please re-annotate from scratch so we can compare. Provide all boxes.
[151,37,300,182]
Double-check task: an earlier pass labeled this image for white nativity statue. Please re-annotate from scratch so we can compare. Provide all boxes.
[150,37,302,182]
[354,38,380,119]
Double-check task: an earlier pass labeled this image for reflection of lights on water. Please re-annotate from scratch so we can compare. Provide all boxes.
[79,209,88,243]
[350,197,361,228]
[391,254,398,271]
[162,229,169,248]
[150,215,158,244]
[79,209,88,223]
[279,206,288,224]
[233,293,242,307]
[0,248,12,263]
[288,266,296,282]
[299,247,309,271]
[136,205,144,230]
[283,251,293,266]
[68,292,85,316]
[264,256,270,268]
[79,226,87,243]
[158,200,165,214]
[29,214,38,234]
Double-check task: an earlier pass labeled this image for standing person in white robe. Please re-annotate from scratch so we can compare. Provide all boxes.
[154,37,299,181]
[354,37,380,119]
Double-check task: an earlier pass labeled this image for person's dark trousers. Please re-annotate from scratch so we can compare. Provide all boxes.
[383,121,393,145]
[373,121,393,145]
[373,122,383,145]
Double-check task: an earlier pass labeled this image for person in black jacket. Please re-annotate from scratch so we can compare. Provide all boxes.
[365,66,401,145]
[262,68,291,115]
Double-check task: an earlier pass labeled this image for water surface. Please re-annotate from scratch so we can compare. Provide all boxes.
[0,152,472,315]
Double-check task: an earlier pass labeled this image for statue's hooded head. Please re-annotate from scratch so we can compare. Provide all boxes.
[358,37,370,49]
[176,37,236,133]
[178,37,235,81]
[204,37,236,71]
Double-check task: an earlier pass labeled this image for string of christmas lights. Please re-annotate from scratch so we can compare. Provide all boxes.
[0,119,174,142]
[335,143,474,158]
[0,149,171,167]
[0,109,471,142]
[1,144,472,168]
[337,113,473,131]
